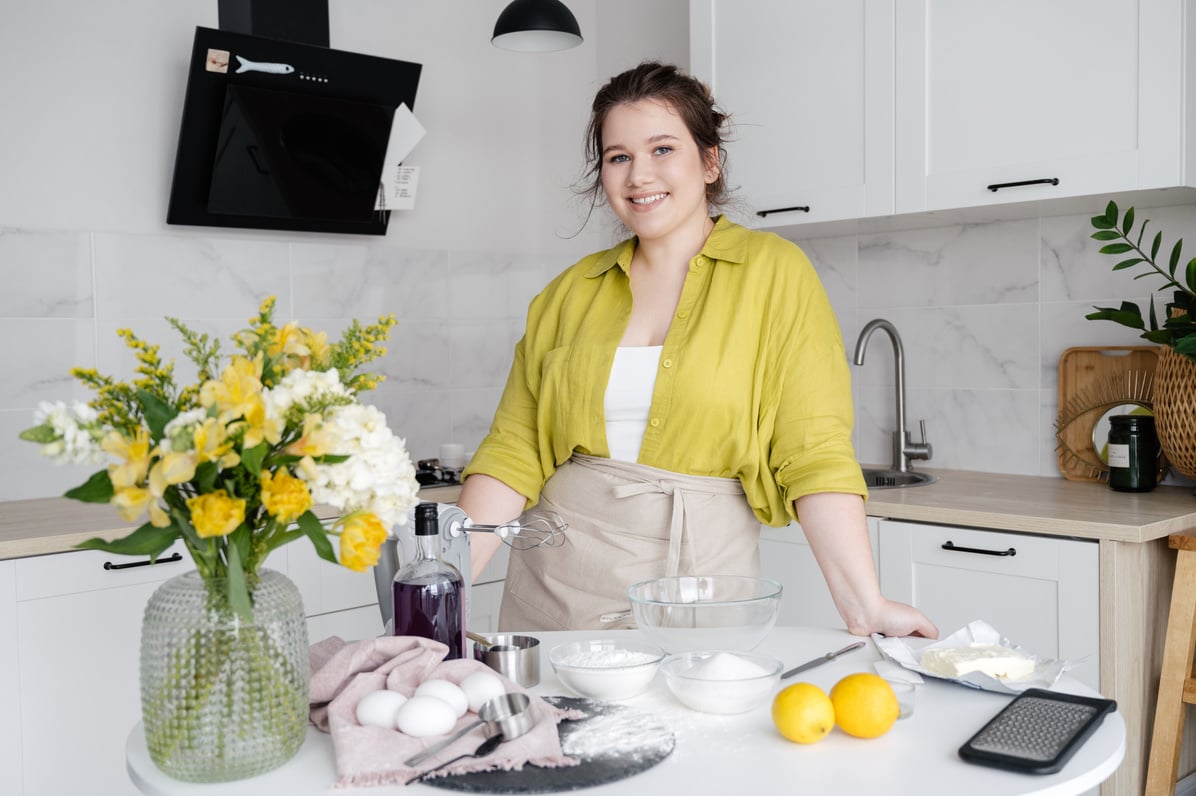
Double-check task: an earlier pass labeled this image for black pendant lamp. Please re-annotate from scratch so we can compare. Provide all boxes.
[492,0,583,52]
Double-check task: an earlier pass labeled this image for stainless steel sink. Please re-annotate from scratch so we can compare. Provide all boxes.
[862,469,938,489]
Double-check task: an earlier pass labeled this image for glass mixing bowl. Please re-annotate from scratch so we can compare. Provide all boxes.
[626,575,782,653]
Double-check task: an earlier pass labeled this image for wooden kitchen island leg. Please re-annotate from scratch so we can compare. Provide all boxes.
[1099,536,1187,796]
[1145,536,1196,795]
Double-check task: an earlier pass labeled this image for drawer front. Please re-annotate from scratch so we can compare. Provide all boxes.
[15,540,192,601]
[891,521,1065,580]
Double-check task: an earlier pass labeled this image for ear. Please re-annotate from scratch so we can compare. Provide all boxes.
[702,146,720,184]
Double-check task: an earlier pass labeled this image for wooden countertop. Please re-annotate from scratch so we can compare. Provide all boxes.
[2,470,1192,560]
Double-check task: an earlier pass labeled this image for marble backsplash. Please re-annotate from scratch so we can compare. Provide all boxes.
[3,201,1193,501]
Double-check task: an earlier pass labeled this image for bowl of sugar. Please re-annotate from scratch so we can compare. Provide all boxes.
[660,650,783,714]
[548,638,666,700]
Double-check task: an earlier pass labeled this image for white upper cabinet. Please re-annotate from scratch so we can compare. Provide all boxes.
[895,0,1190,213]
[690,0,895,227]
[693,0,1194,224]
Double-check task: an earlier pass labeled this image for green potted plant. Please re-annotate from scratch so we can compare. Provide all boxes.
[1089,200,1196,479]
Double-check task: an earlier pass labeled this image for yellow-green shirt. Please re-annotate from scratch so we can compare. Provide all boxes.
[463,216,866,526]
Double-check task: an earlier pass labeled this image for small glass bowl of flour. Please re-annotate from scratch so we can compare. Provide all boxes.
[549,639,666,700]
[660,651,783,714]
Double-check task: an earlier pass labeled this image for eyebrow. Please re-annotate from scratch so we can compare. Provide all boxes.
[602,133,681,156]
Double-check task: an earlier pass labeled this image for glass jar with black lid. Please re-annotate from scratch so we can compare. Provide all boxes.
[1107,414,1159,492]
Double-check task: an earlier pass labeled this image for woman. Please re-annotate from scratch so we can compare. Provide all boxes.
[458,62,937,639]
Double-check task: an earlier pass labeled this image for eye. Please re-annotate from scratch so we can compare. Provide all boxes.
[654,145,673,156]
[606,153,629,164]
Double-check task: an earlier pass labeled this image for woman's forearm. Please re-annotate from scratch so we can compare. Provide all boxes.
[457,473,528,581]
[795,492,938,638]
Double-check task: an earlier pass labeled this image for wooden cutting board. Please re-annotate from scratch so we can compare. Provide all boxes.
[1056,346,1161,481]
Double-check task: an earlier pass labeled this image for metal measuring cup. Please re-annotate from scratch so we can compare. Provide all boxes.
[403,692,534,768]
[470,632,541,688]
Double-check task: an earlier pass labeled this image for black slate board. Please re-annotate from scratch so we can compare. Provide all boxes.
[423,696,675,793]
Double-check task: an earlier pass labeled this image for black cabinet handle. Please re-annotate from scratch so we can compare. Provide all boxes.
[986,178,1059,192]
[756,205,811,218]
[104,552,184,571]
[941,540,1016,557]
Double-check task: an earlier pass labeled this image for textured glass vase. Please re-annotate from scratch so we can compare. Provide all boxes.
[140,568,310,782]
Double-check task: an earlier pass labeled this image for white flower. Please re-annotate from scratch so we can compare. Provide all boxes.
[160,408,209,454]
[31,401,106,465]
[264,368,350,424]
[297,403,419,531]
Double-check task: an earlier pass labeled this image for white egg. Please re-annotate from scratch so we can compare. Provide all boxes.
[459,670,507,713]
[396,695,458,737]
[414,678,469,717]
[354,689,407,729]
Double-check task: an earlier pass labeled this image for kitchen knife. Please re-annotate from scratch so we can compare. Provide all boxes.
[780,641,866,679]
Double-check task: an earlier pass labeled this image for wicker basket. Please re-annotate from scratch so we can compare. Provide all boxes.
[1153,346,1196,479]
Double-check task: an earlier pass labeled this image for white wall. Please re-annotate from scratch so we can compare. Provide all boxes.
[0,0,693,501]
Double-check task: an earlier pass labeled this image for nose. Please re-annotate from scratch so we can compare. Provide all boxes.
[626,156,654,186]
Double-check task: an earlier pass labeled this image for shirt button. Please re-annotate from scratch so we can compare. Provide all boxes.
[676,310,689,319]
[649,418,660,428]
[662,358,673,368]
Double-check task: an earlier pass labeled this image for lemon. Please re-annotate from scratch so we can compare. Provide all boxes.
[771,682,835,744]
[829,672,899,739]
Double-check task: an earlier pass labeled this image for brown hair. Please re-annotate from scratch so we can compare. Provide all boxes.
[580,61,731,212]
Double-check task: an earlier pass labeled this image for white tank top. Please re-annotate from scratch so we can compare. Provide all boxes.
[604,346,662,462]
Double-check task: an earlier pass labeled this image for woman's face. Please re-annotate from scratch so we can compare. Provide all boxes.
[599,99,718,245]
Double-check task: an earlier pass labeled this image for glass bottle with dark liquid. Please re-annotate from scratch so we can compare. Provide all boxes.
[392,502,466,658]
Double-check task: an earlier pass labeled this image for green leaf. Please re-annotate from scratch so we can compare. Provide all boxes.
[18,424,57,444]
[1106,199,1119,219]
[1091,230,1122,241]
[1086,303,1146,330]
[1113,258,1145,271]
[240,442,269,477]
[1152,230,1163,261]
[1144,328,1176,345]
[298,510,338,565]
[1123,206,1135,235]
[64,470,115,503]
[137,389,178,441]
[1187,258,1196,293]
[194,460,218,493]
[1150,297,1161,330]
[313,453,350,465]
[1099,243,1134,255]
[1170,240,1184,277]
[1174,336,1196,357]
[75,520,180,559]
[1090,214,1116,230]
[1137,219,1150,249]
[226,544,253,623]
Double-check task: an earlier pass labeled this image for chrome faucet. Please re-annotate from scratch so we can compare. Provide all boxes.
[852,319,932,473]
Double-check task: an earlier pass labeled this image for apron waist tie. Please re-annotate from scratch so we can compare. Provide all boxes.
[611,480,692,577]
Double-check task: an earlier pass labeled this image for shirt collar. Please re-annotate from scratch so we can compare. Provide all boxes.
[584,215,749,278]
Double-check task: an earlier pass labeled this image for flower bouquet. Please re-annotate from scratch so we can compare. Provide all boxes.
[19,297,421,781]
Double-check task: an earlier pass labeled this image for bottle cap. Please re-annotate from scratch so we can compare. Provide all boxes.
[1110,414,1155,430]
[415,502,439,536]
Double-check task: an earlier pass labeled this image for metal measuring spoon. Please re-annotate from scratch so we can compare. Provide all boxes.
[409,734,505,784]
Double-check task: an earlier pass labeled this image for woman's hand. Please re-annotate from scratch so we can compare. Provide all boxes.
[866,598,939,639]
[457,473,528,581]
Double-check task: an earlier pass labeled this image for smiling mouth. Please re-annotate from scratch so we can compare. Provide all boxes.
[629,193,668,206]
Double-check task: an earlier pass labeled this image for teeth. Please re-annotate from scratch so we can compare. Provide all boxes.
[630,193,667,205]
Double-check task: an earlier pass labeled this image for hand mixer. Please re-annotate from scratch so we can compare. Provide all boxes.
[372,504,567,631]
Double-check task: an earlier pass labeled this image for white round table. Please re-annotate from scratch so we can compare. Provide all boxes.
[127,626,1124,795]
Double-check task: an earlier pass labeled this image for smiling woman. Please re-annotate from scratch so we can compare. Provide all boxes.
[453,62,937,642]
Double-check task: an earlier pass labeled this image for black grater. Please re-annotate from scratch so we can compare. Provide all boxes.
[959,688,1117,774]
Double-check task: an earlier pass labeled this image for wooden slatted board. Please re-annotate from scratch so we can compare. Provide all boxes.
[1056,345,1161,481]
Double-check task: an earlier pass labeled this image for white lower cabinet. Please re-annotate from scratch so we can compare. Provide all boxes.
[284,539,384,642]
[877,520,1100,690]
[1,561,22,796]
[13,543,191,796]
[759,517,881,630]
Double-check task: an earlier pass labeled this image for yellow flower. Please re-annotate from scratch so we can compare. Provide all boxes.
[193,417,239,468]
[260,470,312,524]
[286,412,334,459]
[112,485,153,522]
[149,451,197,498]
[237,394,282,448]
[272,322,330,372]
[337,512,388,572]
[200,355,263,424]
[187,490,246,538]
[104,428,151,490]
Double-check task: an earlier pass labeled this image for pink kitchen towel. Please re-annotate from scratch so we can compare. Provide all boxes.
[309,635,579,788]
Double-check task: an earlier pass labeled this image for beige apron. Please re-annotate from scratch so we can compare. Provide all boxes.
[497,454,761,631]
